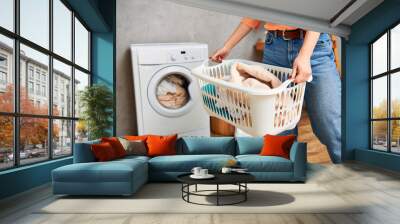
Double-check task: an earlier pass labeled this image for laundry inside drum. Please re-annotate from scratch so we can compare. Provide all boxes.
[156,74,190,109]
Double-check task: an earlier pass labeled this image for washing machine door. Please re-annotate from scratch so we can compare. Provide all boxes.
[147,65,198,117]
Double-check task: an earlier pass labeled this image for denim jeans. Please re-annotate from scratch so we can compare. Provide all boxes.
[263,32,342,163]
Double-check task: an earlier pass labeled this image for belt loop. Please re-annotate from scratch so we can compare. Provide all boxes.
[273,30,277,38]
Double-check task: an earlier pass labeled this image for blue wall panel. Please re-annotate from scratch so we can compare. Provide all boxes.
[345,0,400,170]
[0,158,72,199]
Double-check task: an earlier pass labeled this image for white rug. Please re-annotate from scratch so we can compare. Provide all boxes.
[38,183,362,214]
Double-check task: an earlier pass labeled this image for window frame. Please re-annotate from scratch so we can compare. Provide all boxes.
[370,20,400,154]
[0,0,92,171]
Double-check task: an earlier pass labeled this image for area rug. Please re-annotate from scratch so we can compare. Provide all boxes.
[38,183,362,214]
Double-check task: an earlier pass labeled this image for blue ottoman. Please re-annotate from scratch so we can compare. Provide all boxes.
[52,156,148,196]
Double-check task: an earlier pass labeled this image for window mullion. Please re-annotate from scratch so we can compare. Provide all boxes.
[13,0,21,167]
[387,29,391,153]
[48,0,54,160]
[71,10,76,155]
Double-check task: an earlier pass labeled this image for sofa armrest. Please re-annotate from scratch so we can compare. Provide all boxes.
[73,140,99,163]
[289,141,307,182]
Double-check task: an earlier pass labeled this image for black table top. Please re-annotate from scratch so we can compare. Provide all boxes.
[177,172,255,185]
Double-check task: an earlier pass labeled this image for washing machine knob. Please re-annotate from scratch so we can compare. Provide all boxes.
[170,55,176,61]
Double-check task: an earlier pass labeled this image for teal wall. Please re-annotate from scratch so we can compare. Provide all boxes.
[0,158,72,199]
[91,0,116,135]
[345,0,400,170]
[0,0,116,200]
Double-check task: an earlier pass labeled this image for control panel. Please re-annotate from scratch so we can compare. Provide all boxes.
[136,44,208,65]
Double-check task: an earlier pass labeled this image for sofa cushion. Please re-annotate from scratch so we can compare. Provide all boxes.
[236,155,293,172]
[149,154,235,172]
[73,139,100,163]
[118,138,147,156]
[53,158,147,183]
[177,137,236,155]
[101,137,127,158]
[260,134,296,159]
[91,142,118,161]
[147,134,178,157]
[124,135,149,141]
[235,137,263,155]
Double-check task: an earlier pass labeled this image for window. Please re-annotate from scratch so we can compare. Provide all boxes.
[35,70,40,81]
[74,18,90,70]
[0,0,14,31]
[35,83,40,95]
[53,119,72,158]
[53,0,72,60]
[0,71,6,85]
[53,59,72,117]
[370,23,400,154]
[0,0,91,170]
[41,85,46,97]
[28,81,34,94]
[0,53,8,88]
[0,54,7,67]
[0,34,13,113]
[74,69,89,118]
[28,67,34,80]
[20,0,49,49]
[0,116,13,170]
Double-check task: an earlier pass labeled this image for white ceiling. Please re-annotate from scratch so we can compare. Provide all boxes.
[167,0,384,37]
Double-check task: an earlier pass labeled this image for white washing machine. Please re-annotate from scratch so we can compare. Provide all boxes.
[130,43,210,136]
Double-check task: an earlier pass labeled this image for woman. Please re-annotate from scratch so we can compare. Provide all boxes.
[211,18,341,163]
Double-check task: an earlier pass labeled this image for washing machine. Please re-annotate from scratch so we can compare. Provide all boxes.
[130,43,210,136]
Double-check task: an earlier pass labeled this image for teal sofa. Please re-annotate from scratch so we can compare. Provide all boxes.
[52,137,307,196]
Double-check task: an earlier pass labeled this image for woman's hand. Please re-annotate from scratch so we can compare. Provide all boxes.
[210,46,231,63]
[291,31,320,83]
[291,53,312,83]
[210,22,253,63]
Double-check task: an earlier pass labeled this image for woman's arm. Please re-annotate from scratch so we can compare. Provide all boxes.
[291,31,320,83]
[210,23,253,62]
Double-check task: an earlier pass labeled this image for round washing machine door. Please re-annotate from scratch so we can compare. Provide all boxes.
[147,65,198,117]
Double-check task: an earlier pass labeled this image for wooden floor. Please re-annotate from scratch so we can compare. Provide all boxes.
[0,162,400,224]
[298,109,332,164]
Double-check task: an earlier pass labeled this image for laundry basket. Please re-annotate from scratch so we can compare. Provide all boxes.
[191,59,306,136]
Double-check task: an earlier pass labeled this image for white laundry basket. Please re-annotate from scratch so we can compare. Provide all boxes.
[191,59,306,136]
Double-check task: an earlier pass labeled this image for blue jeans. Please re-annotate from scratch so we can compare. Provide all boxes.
[263,32,342,163]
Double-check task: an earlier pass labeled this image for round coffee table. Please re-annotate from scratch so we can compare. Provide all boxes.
[177,173,255,206]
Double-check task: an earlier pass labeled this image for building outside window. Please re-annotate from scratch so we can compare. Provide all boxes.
[28,81,34,94]
[0,0,91,170]
[35,70,40,81]
[370,23,400,154]
[0,54,7,89]
[28,66,34,80]
[35,83,40,95]
[0,54,7,67]
[41,85,46,97]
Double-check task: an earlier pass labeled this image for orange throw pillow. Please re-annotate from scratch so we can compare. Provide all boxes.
[146,134,178,157]
[91,142,117,161]
[259,134,296,159]
[101,137,127,158]
[124,135,148,141]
